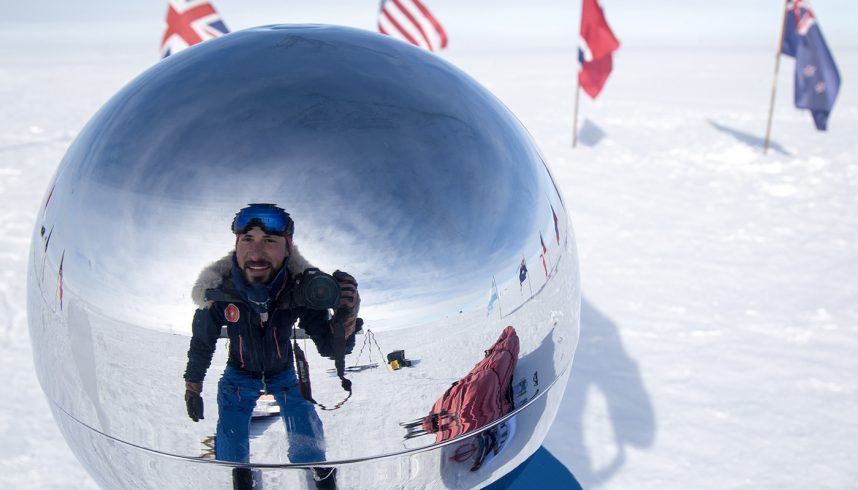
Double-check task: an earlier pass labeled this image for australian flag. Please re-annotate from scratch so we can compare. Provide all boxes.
[782,0,840,130]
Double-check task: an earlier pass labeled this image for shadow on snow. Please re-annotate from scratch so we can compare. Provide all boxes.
[577,119,606,147]
[707,119,791,156]
[553,297,656,488]
[490,296,656,488]
[486,446,582,489]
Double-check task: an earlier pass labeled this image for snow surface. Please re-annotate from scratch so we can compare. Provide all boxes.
[2,4,858,489]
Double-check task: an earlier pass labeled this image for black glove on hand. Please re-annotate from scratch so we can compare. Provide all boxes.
[332,270,360,338]
[185,381,204,422]
[332,270,359,311]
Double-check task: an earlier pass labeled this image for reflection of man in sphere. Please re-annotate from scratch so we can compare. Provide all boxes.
[183,204,360,490]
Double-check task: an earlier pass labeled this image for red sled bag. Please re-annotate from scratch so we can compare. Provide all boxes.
[403,326,520,443]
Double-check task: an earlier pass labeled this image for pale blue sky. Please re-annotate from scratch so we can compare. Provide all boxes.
[1,1,857,49]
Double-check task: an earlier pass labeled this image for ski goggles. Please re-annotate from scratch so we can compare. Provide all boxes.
[231,204,294,236]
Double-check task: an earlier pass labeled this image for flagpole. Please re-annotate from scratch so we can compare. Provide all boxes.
[545,249,552,279]
[493,275,502,319]
[572,0,585,148]
[524,255,533,297]
[764,0,790,155]
[572,77,581,148]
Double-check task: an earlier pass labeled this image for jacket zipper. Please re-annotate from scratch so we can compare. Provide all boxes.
[273,325,282,358]
[238,334,245,368]
[259,317,270,370]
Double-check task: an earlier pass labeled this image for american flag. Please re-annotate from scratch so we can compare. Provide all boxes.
[160,0,229,58]
[377,0,448,52]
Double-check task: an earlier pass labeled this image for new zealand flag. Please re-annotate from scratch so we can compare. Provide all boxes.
[782,1,840,130]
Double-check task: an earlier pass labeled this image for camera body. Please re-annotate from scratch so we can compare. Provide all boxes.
[293,268,341,310]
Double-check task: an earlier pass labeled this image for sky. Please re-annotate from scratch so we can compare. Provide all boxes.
[1,1,858,50]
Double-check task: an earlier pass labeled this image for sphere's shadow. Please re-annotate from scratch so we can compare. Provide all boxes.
[487,445,581,489]
[542,296,656,487]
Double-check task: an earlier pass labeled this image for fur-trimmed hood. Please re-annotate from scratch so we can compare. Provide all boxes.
[191,244,314,308]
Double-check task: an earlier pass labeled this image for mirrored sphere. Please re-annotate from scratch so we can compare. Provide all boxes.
[27,25,581,489]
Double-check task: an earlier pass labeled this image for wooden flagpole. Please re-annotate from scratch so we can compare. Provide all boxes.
[572,0,585,148]
[524,255,533,297]
[572,79,582,148]
[763,0,790,155]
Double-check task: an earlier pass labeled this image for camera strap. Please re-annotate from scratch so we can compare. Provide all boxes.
[292,324,352,411]
[330,311,353,391]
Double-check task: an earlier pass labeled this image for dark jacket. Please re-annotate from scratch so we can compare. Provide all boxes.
[183,248,350,383]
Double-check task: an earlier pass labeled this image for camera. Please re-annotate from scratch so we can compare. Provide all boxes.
[293,268,340,310]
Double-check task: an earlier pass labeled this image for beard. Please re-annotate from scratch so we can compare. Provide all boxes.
[243,260,275,283]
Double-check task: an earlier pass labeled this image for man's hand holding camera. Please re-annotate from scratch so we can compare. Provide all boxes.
[331,270,360,338]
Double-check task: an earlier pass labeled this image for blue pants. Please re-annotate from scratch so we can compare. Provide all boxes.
[215,365,326,464]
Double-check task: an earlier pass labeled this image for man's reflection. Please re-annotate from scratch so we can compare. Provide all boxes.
[183,204,359,490]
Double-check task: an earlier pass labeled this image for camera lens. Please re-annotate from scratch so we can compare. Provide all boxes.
[303,273,340,310]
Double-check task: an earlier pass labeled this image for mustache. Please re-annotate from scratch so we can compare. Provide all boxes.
[244,260,273,269]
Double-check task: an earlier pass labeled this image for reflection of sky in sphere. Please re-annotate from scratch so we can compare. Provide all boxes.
[40,26,564,331]
[25,23,580,479]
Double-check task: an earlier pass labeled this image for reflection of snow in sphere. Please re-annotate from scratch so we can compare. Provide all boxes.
[26,25,579,488]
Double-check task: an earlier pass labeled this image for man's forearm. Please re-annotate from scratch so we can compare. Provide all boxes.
[184,336,215,382]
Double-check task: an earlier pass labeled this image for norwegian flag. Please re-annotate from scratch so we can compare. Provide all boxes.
[578,0,620,98]
[377,0,448,52]
[160,0,230,58]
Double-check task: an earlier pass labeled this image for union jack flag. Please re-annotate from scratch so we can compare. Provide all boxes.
[377,0,448,52]
[160,0,230,58]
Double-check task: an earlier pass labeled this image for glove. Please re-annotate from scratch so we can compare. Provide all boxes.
[332,270,360,338]
[185,381,204,422]
[332,270,359,311]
